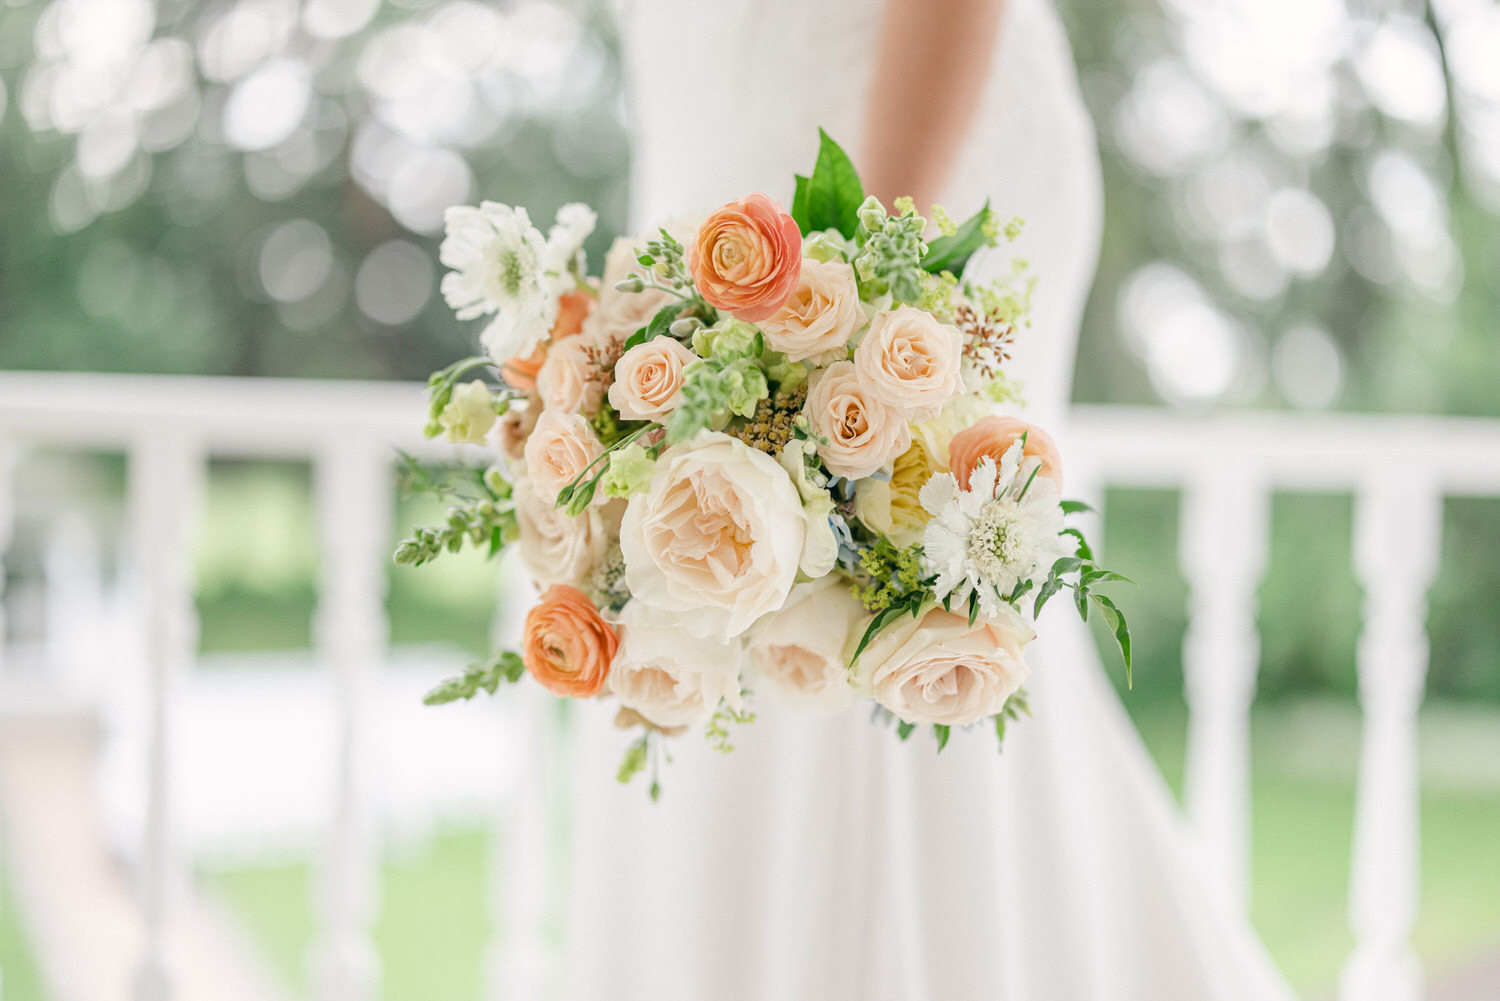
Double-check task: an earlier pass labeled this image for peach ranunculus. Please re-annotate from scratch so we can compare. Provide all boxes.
[747,577,864,712]
[855,603,1034,727]
[523,409,604,504]
[514,477,607,590]
[608,600,744,728]
[688,193,802,322]
[758,257,864,362]
[803,361,911,480]
[500,289,592,390]
[607,336,699,421]
[589,236,676,343]
[949,416,1063,492]
[620,430,805,641]
[536,332,607,414]
[521,584,618,698]
[853,305,965,420]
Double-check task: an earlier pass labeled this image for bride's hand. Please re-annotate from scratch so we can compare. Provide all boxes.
[860,0,1007,214]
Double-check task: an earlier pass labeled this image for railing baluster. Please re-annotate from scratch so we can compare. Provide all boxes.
[129,430,204,1001]
[1179,464,1269,914]
[1341,470,1439,1001]
[484,563,556,1001]
[0,439,13,1001]
[312,439,390,1001]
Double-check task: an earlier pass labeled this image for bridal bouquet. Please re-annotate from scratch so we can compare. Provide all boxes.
[397,132,1130,795]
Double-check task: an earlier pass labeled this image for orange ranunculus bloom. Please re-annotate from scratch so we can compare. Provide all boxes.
[948,416,1063,492]
[688,193,802,322]
[500,289,593,390]
[522,585,619,698]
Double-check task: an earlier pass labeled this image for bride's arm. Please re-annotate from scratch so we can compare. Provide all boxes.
[859,0,1006,211]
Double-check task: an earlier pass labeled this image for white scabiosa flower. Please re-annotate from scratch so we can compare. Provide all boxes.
[545,201,597,275]
[920,440,1071,621]
[439,201,572,364]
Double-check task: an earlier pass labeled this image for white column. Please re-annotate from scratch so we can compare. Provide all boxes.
[1178,463,1269,915]
[311,439,391,1001]
[129,430,204,1001]
[1340,470,1440,1001]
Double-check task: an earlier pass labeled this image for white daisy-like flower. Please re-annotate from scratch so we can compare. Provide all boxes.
[439,201,572,364]
[545,201,597,276]
[919,440,1071,620]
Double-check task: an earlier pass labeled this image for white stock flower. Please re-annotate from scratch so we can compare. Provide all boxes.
[620,431,805,641]
[920,440,1071,621]
[609,601,745,729]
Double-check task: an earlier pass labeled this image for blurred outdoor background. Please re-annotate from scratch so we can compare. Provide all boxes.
[0,0,1498,999]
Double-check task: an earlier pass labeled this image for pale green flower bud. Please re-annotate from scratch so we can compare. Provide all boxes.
[692,319,761,362]
[599,443,657,498]
[438,380,498,446]
[803,230,855,263]
[857,195,887,233]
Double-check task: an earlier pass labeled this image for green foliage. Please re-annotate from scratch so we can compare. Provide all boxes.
[664,356,770,444]
[933,724,952,753]
[851,538,930,613]
[422,357,504,438]
[422,651,526,705]
[392,495,518,567]
[852,196,930,304]
[705,701,757,753]
[992,688,1032,753]
[617,733,650,786]
[922,201,993,277]
[792,130,866,239]
[622,299,691,352]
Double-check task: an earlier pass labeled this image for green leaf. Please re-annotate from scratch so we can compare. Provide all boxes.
[622,300,688,352]
[1090,593,1133,688]
[1061,527,1093,562]
[1060,499,1095,516]
[1050,556,1085,578]
[896,721,916,741]
[1033,575,1065,618]
[922,200,991,276]
[616,735,649,785]
[1074,584,1090,621]
[791,174,812,233]
[803,130,865,239]
[1080,568,1134,588]
[934,724,951,753]
[967,591,981,627]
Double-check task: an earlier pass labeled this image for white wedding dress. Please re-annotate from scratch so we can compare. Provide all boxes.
[561,1,1298,999]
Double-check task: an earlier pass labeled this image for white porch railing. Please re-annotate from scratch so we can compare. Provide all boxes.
[1,371,1498,1001]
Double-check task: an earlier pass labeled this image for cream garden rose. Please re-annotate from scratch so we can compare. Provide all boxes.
[803,361,911,480]
[514,477,607,590]
[747,577,864,712]
[758,257,864,362]
[608,336,699,421]
[620,430,805,641]
[523,409,604,504]
[855,604,1033,727]
[536,333,606,414]
[609,601,744,728]
[854,305,965,419]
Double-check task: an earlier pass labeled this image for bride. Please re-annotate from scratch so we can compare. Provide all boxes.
[561,1,1297,998]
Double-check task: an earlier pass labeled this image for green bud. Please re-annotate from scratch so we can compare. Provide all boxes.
[693,319,761,362]
[614,274,646,294]
[599,443,657,498]
[803,230,855,263]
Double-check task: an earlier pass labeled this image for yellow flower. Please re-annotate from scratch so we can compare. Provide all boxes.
[854,403,977,546]
[439,380,497,445]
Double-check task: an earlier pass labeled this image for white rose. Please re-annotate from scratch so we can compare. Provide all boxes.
[536,334,605,414]
[747,577,864,712]
[620,430,804,641]
[607,337,698,421]
[854,305,965,420]
[855,604,1033,727]
[514,478,606,590]
[523,410,603,504]
[609,601,744,728]
[758,258,864,362]
[804,361,911,480]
